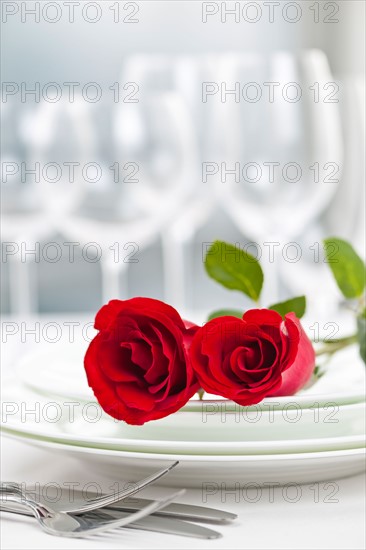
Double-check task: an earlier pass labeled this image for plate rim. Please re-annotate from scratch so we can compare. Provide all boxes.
[2,429,366,462]
[1,418,365,452]
[15,346,366,409]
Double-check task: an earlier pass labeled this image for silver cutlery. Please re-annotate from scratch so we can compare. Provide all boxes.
[0,461,178,515]
[1,504,222,539]
[108,496,237,523]
[0,486,185,538]
[8,485,237,523]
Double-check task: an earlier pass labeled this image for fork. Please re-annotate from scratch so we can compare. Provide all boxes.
[1,503,222,539]
[5,485,237,523]
[0,486,185,538]
[1,461,178,514]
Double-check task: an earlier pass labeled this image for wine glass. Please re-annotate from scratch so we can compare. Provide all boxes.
[215,49,343,306]
[113,55,219,309]
[1,99,49,313]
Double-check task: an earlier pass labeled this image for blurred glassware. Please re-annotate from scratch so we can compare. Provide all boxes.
[114,55,220,309]
[1,95,100,313]
[215,49,343,305]
[1,99,48,313]
[2,51,353,316]
[20,95,94,224]
[60,90,200,304]
[324,74,365,250]
[284,73,365,322]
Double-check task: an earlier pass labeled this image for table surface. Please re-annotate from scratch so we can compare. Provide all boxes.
[1,315,365,549]
[1,436,365,550]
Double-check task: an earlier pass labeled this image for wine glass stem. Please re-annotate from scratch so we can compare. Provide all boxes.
[101,260,128,303]
[260,239,282,306]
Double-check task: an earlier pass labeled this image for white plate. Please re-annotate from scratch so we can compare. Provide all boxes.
[1,379,365,455]
[2,422,364,456]
[3,431,365,487]
[15,343,366,410]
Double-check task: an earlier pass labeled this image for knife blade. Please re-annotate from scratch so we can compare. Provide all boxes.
[107,497,237,523]
[21,486,237,523]
[0,504,222,539]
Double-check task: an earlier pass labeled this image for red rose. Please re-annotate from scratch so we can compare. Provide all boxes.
[84,298,200,425]
[190,309,315,406]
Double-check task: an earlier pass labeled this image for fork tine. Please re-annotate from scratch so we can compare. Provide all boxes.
[71,461,179,514]
[1,486,186,538]
[64,489,186,538]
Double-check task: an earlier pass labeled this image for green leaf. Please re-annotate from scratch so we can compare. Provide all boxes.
[323,238,366,299]
[357,313,366,365]
[207,309,244,321]
[204,241,263,301]
[268,296,306,319]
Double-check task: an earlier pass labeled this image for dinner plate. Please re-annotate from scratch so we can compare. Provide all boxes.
[1,379,365,454]
[3,431,365,487]
[15,343,366,410]
[2,422,364,456]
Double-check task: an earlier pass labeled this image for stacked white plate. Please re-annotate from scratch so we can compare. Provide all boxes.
[1,343,365,487]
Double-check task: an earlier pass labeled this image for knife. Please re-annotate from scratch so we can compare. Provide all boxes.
[107,496,237,523]
[21,486,237,523]
[0,504,222,539]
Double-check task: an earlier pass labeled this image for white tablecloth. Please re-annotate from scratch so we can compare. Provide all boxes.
[1,436,365,549]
